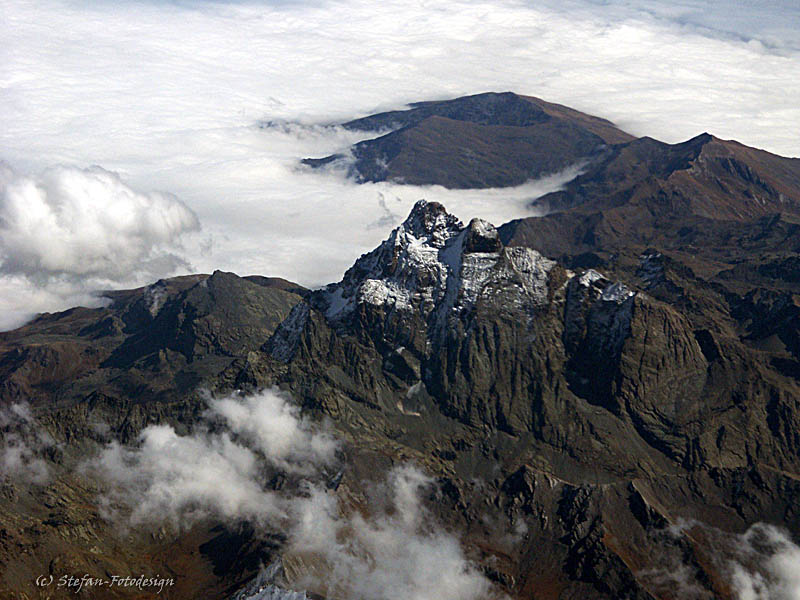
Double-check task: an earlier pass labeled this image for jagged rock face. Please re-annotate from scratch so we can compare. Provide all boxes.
[563,269,637,413]
[308,200,554,350]
[315,200,465,328]
[266,201,725,469]
[271,201,573,431]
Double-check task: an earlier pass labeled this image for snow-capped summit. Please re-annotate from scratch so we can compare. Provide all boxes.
[313,199,555,325]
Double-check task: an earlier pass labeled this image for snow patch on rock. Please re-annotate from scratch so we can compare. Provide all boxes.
[578,269,603,287]
[266,302,310,363]
[144,280,168,317]
[601,281,635,304]
[505,247,556,306]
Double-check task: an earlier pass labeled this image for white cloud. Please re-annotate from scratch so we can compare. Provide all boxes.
[0,163,199,280]
[0,162,200,330]
[3,0,797,160]
[95,424,282,527]
[641,518,800,600]
[0,272,110,332]
[0,440,50,485]
[288,465,493,600]
[577,0,800,53]
[730,523,800,600]
[0,402,51,485]
[208,390,337,472]
[92,389,334,527]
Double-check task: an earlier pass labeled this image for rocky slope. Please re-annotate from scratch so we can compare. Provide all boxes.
[0,272,304,599]
[528,133,800,220]
[3,198,798,598]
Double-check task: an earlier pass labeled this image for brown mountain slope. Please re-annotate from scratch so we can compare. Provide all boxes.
[0,271,306,599]
[499,129,800,310]
[303,91,634,188]
[531,132,800,220]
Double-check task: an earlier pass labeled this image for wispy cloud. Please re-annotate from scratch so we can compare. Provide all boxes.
[729,522,800,600]
[640,518,800,600]
[91,389,336,527]
[0,402,52,485]
[89,389,495,599]
[287,465,494,600]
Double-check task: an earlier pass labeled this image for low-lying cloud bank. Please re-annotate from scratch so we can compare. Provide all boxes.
[4,0,799,162]
[0,162,199,280]
[91,389,492,600]
[0,163,201,330]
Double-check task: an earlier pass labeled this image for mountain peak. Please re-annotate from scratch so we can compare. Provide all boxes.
[401,200,463,247]
[285,201,558,357]
[463,217,502,254]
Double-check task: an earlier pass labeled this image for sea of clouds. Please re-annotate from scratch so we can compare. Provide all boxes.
[2,0,800,328]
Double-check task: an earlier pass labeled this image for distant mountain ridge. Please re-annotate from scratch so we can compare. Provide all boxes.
[529,132,800,221]
[304,93,800,224]
[303,91,634,188]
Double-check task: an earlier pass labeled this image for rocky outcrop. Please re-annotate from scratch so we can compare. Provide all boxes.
[265,202,737,475]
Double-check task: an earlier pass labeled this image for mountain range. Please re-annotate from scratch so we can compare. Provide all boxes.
[2,92,800,599]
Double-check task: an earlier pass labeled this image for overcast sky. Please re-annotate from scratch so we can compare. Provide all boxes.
[1,0,799,328]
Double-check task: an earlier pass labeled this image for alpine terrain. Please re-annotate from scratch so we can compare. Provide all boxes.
[2,92,800,600]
